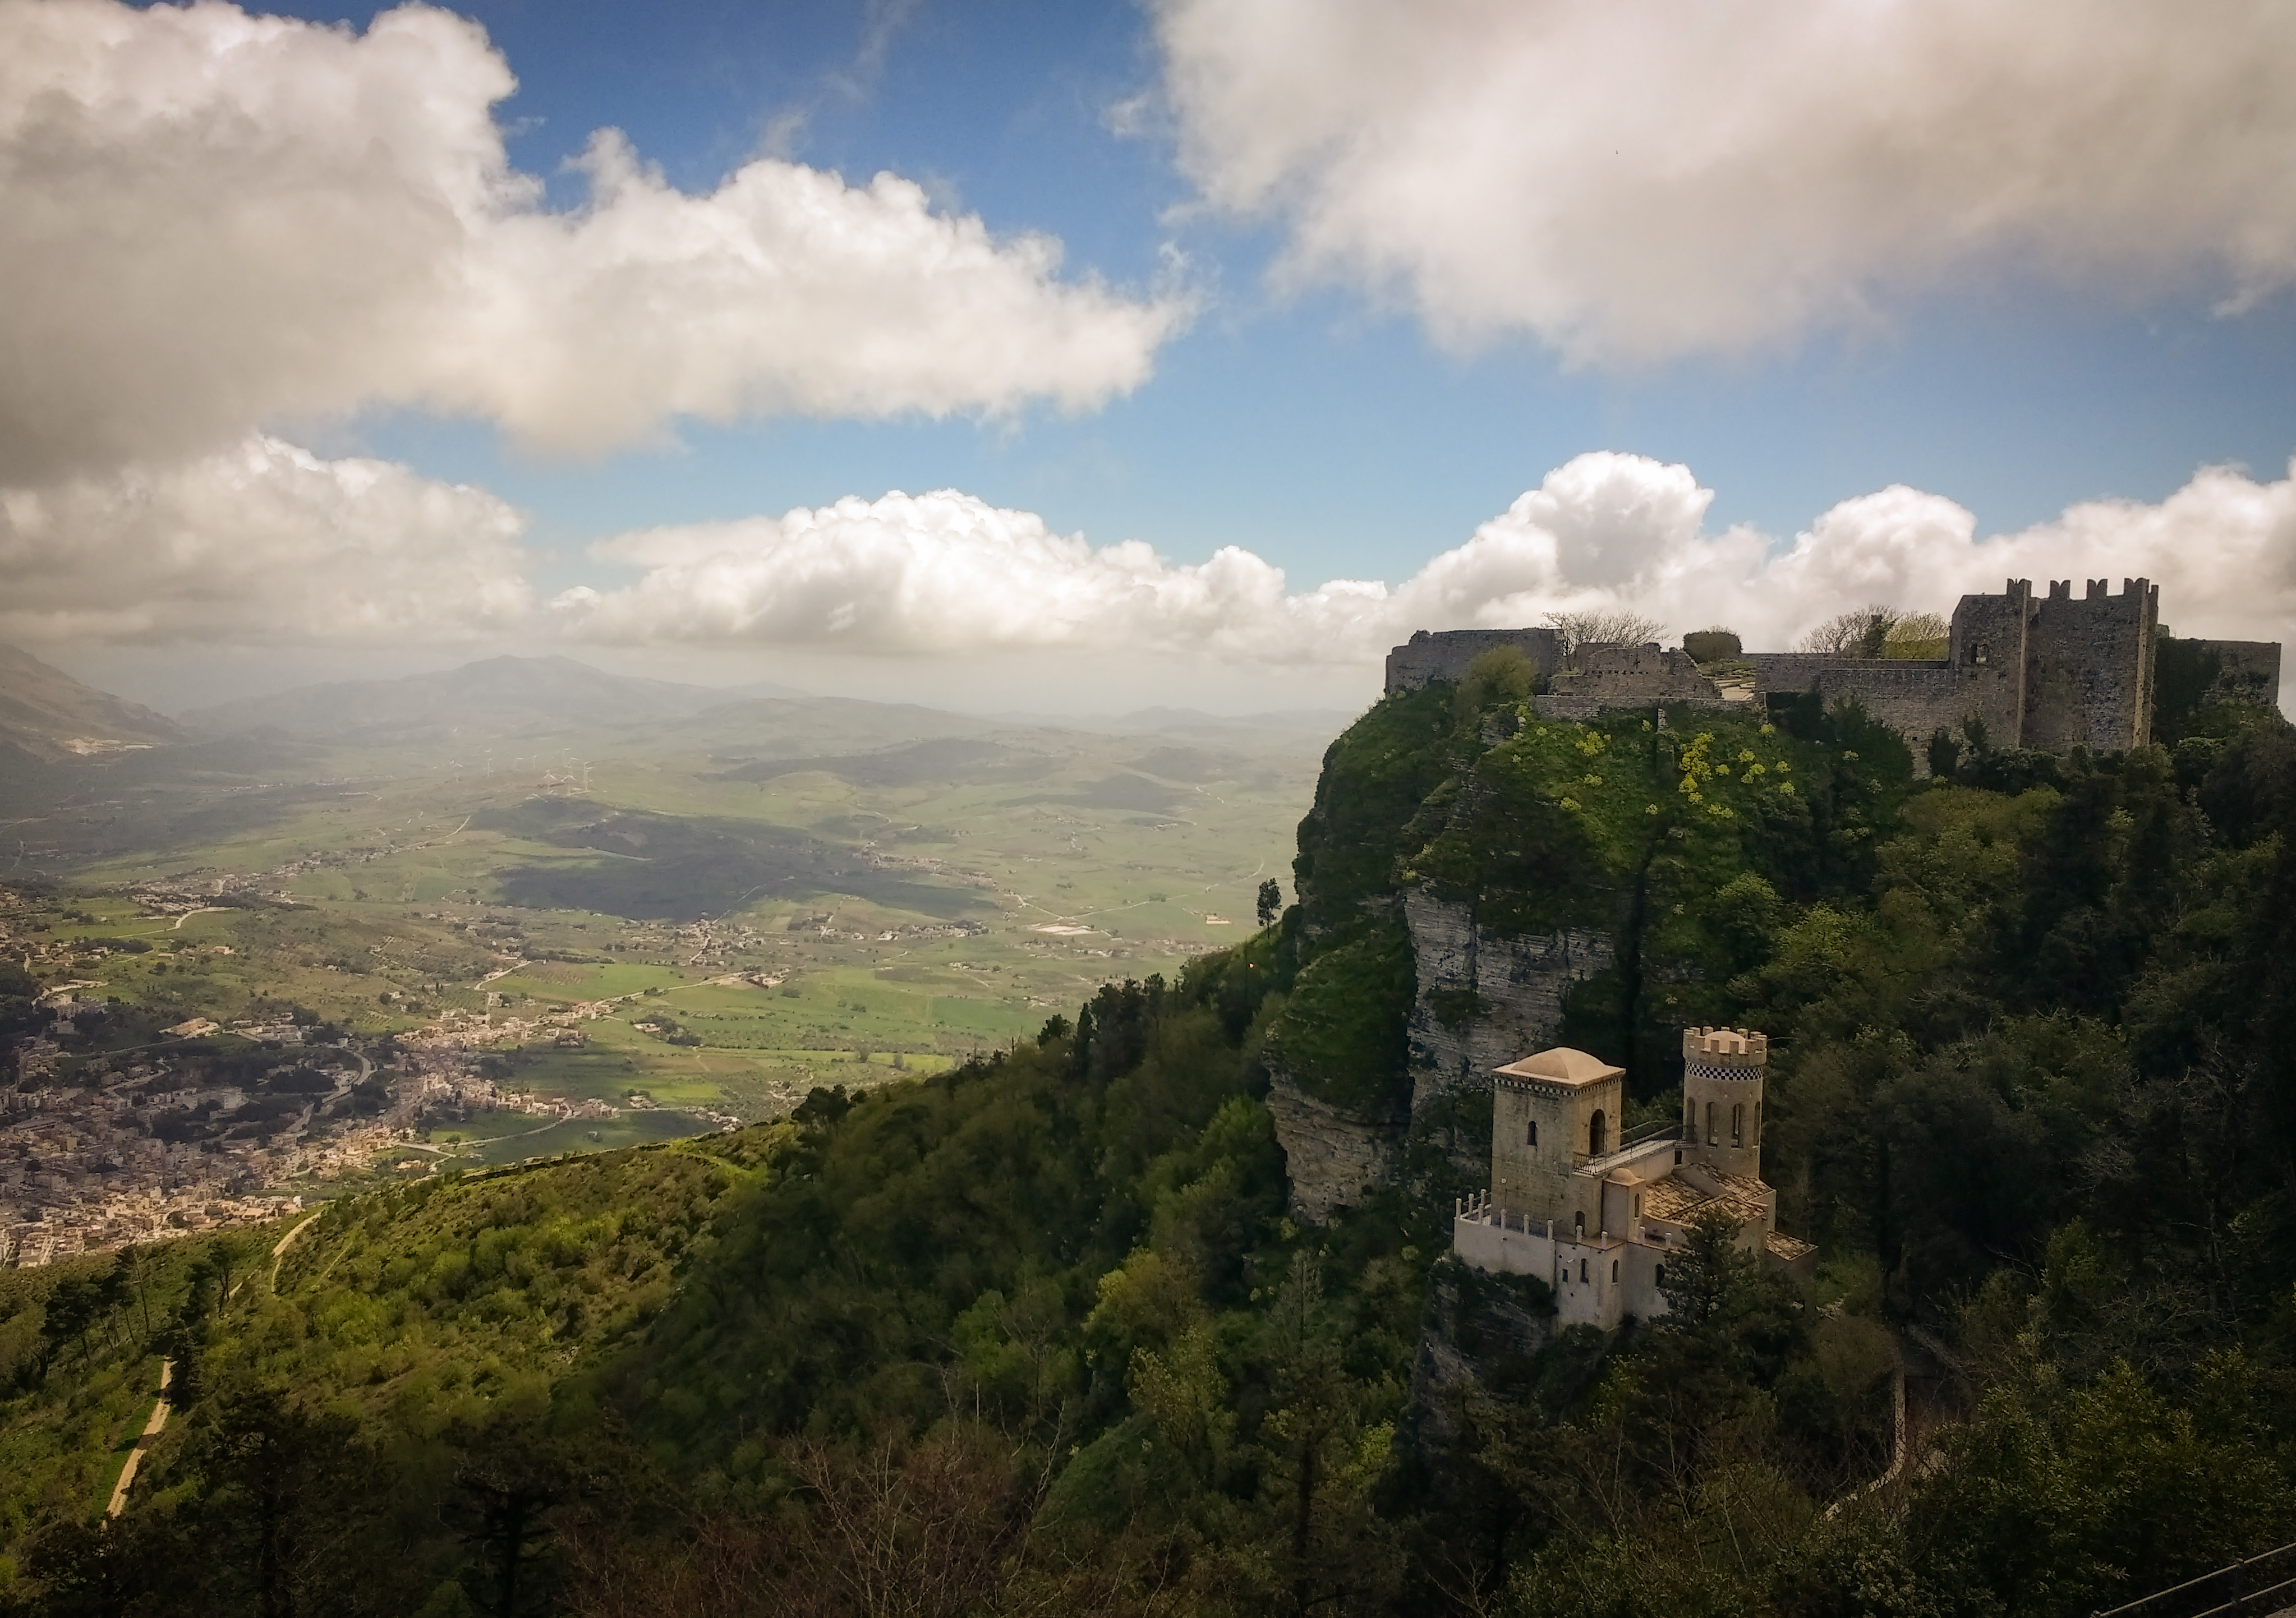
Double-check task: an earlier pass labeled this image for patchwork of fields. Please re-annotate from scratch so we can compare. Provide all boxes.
[3,688,1340,1200]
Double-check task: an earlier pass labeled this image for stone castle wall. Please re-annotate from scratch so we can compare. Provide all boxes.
[1386,628,1562,693]
[2188,639,2283,706]
[2020,578,2157,752]
[1544,644,1719,702]
[1807,661,1984,768]
[1385,577,2267,769]
[1745,653,1845,695]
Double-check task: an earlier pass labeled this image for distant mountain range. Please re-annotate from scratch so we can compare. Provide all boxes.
[0,649,1352,775]
[178,656,807,743]
[0,644,187,761]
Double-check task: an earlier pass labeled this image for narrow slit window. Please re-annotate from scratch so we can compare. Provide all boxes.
[1731,1103,1743,1147]
[1527,1119,1538,1147]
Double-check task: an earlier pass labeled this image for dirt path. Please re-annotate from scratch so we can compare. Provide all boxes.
[105,1359,173,1519]
[269,1209,324,1289]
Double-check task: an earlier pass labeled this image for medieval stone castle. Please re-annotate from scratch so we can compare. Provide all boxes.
[1386,578,2281,767]
[1452,1027,1812,1327]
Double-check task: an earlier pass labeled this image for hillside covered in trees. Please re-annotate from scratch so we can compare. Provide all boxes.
[3,672,2294,1618]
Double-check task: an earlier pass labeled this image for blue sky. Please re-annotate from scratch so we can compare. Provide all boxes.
[341,0,2296,570]
[6,0,2295,709]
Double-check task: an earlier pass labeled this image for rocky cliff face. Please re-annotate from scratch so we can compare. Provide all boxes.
[1404,889,1614,1116]
[1264,1070,1406,1223]
[1409,1257,1552,1453]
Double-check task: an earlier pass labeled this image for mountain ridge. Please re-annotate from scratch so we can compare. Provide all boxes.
[0,643,187,760]
[176,654,805,741]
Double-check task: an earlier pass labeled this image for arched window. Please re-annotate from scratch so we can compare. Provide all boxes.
[1655,1263,1667,1285]
[1731,1103,1743,1146]
[1574,1209,1586,1237]
[1612,1260,1619,1283]
[1527,1119,1538,1147]
[1634,1193,1644,1218]
[1705,1101,1717,1146]
[1579,1258,1588,1283]
[1588,1109,1607,1156]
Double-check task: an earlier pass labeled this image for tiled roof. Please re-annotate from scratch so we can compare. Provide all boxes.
[1637,1167,1768,1228]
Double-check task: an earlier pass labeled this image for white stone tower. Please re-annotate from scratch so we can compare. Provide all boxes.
[1681,1026,1766,1179]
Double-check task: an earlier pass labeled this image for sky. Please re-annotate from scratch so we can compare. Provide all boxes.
[3,0,2295,714]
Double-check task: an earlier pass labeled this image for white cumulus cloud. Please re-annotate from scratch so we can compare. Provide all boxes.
[11,437,2288,717]
[550,489,1399,660]
[0,436,532,645]
[1153,0,2296,363]
[553,453,2296,711]
[0,0,1185,482]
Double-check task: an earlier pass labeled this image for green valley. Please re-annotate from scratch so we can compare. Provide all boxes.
[3,646,2293,1617]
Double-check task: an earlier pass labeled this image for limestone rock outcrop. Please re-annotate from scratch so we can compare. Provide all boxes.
[1265,1070,1406,1224]
[1404,888,1613,1118]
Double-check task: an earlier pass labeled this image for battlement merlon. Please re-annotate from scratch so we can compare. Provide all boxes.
[1683,1026,1767,1068]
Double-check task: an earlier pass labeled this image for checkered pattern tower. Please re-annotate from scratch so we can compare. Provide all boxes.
[1681,1026,1766,1180]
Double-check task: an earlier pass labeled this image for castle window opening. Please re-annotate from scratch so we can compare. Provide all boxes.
[1527,1119,1538,1147]
[1655,1264,1666,1285]
[1731,1103,1743,1147]
[1589,1109,1607,1156]
[1579,1259,1589,1283]
[1611,1260,1619,1283]
[1706,1101,1717,1146]
[1634,1193,1643,1217]
[1575,1210,1585,1237]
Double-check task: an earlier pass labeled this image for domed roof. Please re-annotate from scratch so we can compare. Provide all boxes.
[1492,1047,1625,1086]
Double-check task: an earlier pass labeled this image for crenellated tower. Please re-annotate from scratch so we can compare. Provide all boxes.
[1681,1026,1766,1181]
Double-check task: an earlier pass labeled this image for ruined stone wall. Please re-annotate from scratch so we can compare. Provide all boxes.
[1545,644,1719,702]
[1385,627,1562,693]
[2021,578,2157,752]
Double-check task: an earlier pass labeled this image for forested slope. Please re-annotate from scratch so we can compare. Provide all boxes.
[2,679,2293,1617]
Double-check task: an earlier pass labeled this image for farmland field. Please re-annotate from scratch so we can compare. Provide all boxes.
[6,689,1342,1184]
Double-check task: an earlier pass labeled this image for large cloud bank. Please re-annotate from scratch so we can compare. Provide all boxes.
[10,441,2292,713]
[553,457,2296,681]
[1153,0,2296,363]
[0,437,531,645]
[0,0,1183,483]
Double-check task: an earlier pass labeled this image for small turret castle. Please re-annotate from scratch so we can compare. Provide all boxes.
[1454,1027,1812,1329]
